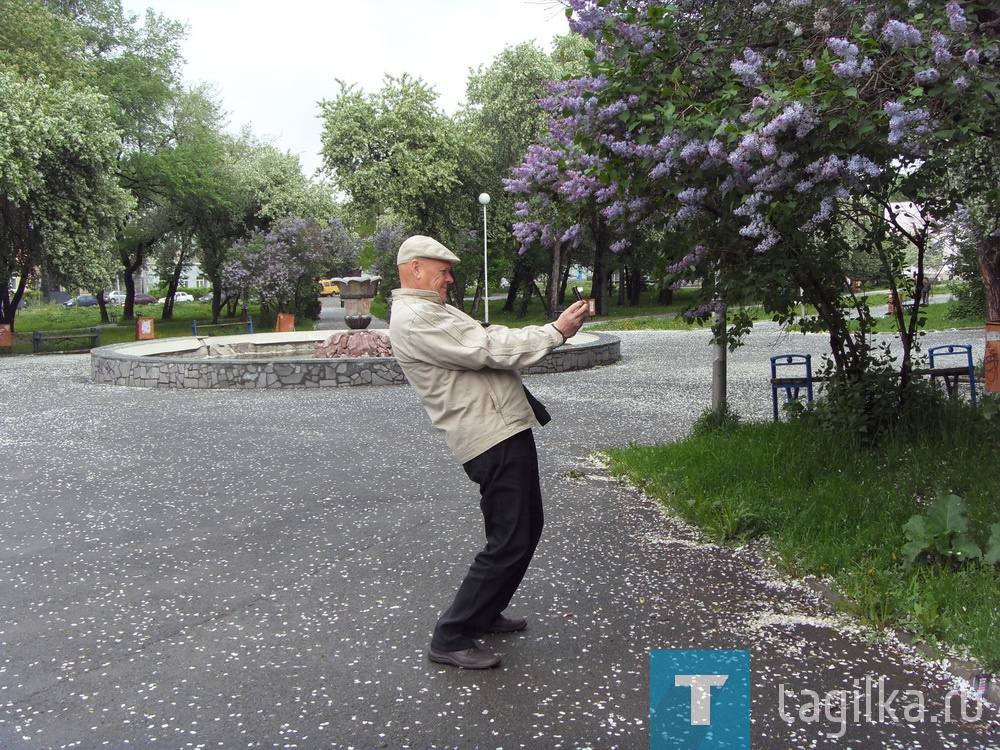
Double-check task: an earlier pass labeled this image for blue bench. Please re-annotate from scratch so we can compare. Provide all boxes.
[923,344,978,403]
[769,354,816,422]
[191,316,253,336]
[32,328,101,353]
[769,344,978,421]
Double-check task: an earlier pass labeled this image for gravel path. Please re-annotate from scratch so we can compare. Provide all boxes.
[1,321,996,749]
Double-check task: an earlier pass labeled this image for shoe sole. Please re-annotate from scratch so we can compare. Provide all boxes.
[428,650,501,669]
[486,621,527,633]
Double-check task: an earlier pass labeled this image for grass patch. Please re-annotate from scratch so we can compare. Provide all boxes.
[5,301,304,354]
[604,402,1000,671]
[873,302,984,333]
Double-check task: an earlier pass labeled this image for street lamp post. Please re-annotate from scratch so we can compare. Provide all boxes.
[479,193,490,324]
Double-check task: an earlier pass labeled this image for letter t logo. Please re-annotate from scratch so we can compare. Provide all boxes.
[675,674,729,725]
[650,650,750,749]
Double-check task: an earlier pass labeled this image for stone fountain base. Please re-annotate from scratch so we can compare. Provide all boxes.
[91,330,621,389]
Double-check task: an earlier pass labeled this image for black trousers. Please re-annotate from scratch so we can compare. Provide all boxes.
[431,429,544,652]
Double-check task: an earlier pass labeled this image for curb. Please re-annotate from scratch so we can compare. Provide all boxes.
[800,577,999,707]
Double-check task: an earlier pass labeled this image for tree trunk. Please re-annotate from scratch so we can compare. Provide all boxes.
[560,261,572,306]
[548,238,562,316]
[630,264,642,306]
[980,235,1000,321]
[503,256,528,313]
[120,239,150,322]
[210,288,221,324]
[0,274,28,330]
[470,277,483,319]
[97,292,110,324]
[161,248,187,321]
[591,217,610,316]
[518,282,534,319]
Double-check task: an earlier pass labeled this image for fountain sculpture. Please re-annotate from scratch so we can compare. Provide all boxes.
[332,276,381,330]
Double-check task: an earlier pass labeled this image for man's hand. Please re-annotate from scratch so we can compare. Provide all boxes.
[554,300,590,341]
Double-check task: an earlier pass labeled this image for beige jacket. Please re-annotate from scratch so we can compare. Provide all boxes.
[389,288,566,463]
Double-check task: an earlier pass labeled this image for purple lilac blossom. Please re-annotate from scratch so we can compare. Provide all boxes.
[915,68,941,84]
[665,245,707,274]
[847,156,882,179]
[834,58,874,78]
[884,102,933,149]
[882,20,922,50]
[827,38,859,58]
[731,48,765,87]
[684,301,726,320]
[946,1,967,32]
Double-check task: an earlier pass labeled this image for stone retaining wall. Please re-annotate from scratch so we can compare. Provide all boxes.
[91,331,620,389]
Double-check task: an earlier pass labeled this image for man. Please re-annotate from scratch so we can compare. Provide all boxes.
[389,235,589,669]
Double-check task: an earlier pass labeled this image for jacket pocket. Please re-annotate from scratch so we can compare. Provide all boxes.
[482,369,525,426]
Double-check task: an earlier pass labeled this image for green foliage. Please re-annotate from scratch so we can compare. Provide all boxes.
[945,281,987,322]
[230,135,339,228]
[902,494,984,566]
[1,68,133,326]
[465,41,556,175]
[800,348,950,442]
[0,0,88,81]
[319,75,465,234]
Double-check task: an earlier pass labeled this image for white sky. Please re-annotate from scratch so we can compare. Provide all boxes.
[122,0,571,176]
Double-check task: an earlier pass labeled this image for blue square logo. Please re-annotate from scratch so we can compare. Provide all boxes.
[650,650,750,749]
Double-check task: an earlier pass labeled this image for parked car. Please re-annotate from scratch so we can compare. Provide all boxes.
[158,292,195,303]
[63,295,99,307]
[106,290,127,305]
[133,293,157,305]
[317,279,340,296]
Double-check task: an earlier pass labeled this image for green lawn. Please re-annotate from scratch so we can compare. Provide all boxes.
[3,300,303,354]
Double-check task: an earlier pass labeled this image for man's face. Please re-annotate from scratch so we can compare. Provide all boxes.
[417,258,455,301]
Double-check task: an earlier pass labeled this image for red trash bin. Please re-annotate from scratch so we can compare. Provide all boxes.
[275,313,295,332]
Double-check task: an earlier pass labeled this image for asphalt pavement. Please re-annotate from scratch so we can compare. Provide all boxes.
[1,303,997,749]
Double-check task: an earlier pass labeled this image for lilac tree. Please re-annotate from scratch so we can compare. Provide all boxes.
[506,73,637,316]
[369,219,408,296]
[221,216,359,323]
[531,0,998,429]
[467,37,592,317]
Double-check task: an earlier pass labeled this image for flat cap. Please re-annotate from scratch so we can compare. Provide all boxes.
[397,235,461,266]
